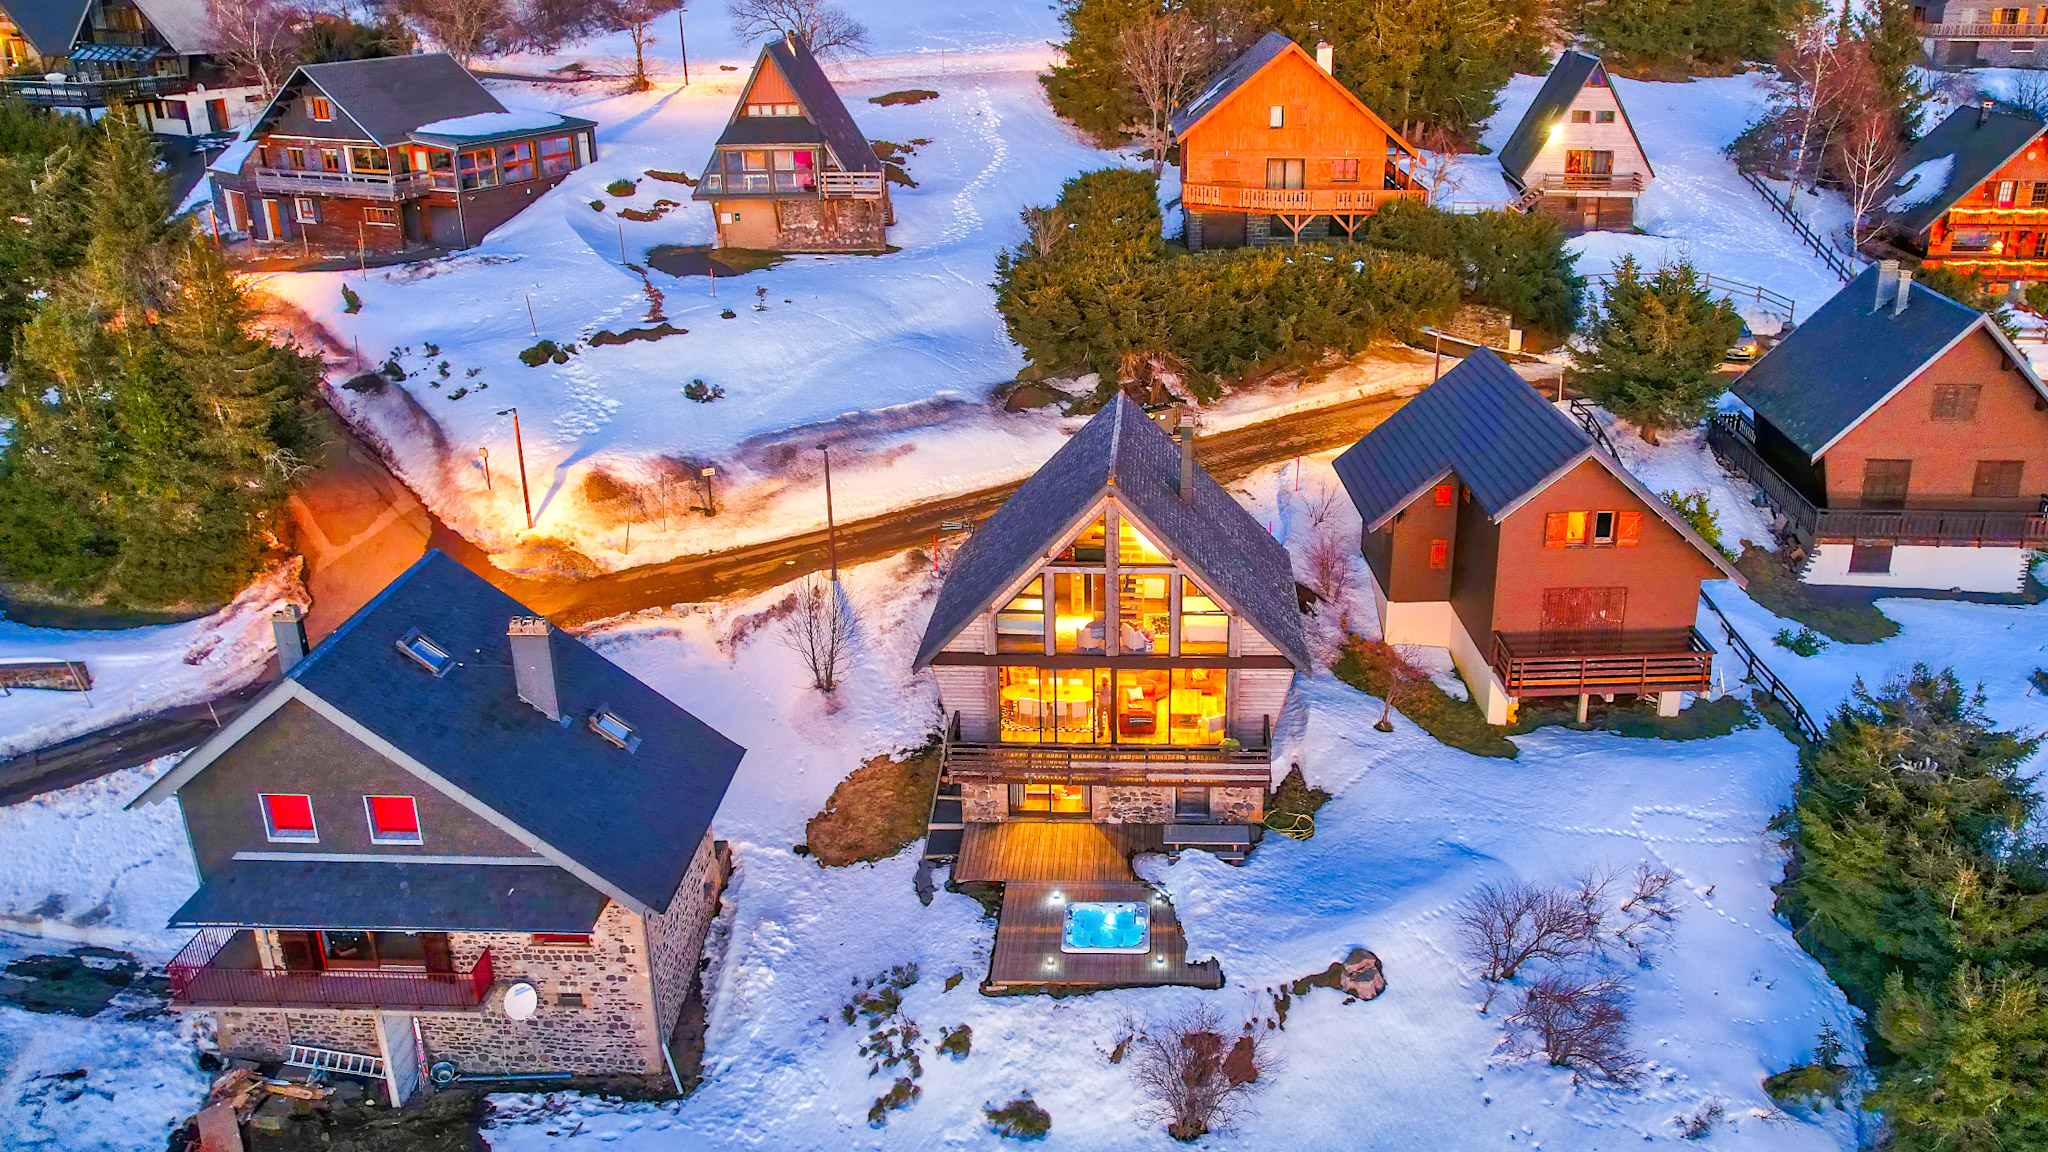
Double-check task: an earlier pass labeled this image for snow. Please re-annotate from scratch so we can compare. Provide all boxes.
[0,563,306,760]
[1882,154,1956,212]
[204,132,257,177]
[412,109,573,137]
[1574,400,1777,555]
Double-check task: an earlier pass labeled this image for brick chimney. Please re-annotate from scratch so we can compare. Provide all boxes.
[1875,259,1899,310]
[1178,414,1197,505]
[272,605,307,674]
[1893,269,1914,316]
[1315,42,1335,74]
[1981,98,1995,127]
[508,616,561,722]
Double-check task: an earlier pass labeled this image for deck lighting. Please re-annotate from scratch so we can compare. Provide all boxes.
[1050,891,1065,903]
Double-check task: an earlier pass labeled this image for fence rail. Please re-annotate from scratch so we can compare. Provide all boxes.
[1916,20,2048,36]
[167,930,494,1011]
[1585,270,1797,323]
[1,74,188,106]
[818,170,886,199]
[1741,170,1860,283]
[1490,629,1715,697]
[1697,591,1823,743]
[1530,172,1647,195]
[1567,397,1621,458]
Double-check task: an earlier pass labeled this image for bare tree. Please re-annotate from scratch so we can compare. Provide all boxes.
[1301,522,1358,628]
[1408,123,1465,205]
[1776,17,1847,207]
[208,0,306,93]
[508,0,607,53]
[776,573,855,692]
[1457,880,1594,1011]
[1833,104,1901,247]
[1020,204,1067,259]
[393,0,512,63]
[1130,1006,1275,1141]
[2011,68,2048,121]
[726,0,867,56]
[1504,973,1646,1085]
[1118,12,1211,175]
[596,0,681,90]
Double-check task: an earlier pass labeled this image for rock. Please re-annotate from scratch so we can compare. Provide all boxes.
[1339,948,1386,1001]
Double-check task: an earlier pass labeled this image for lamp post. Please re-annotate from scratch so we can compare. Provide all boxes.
[498,408,533,530]
[819,444,839,583]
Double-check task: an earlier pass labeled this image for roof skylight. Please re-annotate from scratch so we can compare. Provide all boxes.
[397,629,455,677]
[589,708,642,752]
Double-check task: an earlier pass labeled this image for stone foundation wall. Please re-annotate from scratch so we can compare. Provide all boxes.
[1092,786,1173,823]
[645,832,726,1058]
[1210,786,1264,824]
[961,783,1006,822]
[213,1009,380,1062]
[776,196,887,252]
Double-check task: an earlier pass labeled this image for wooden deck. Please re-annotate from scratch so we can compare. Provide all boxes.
[986,882,1223,993]
[953,821,1165,884]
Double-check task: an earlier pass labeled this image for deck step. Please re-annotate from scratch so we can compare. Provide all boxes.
[930,798,963,825]
[924,827,963,858]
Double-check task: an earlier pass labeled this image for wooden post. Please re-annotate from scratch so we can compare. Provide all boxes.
[1432,329,1443,383]
[618,220,627,264]
[819,445,839,582]
[358,222,366,277]
[479,446,491,490]
[525,293,538,337]
[499,407,533,530]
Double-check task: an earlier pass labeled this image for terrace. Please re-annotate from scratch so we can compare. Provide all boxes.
[1180,183,1425,214]
[1490,628,1715,698]
[165,928,494,1012]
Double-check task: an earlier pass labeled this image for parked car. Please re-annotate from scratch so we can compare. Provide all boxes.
[1728,322,1763,362]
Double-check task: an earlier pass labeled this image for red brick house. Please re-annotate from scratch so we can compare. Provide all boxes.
[209,54,596,253]
[692,33,889,252]
[1170,32,1424,250]
[1714,261,2048,592]
[131,552,743,1102]
[1335,349,1741,725]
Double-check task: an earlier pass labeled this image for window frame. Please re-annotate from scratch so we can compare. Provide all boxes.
[1428,538,1449,570]
[1974,459,2025,499]
[1268,104,1284,129]
[1331,157,1359,183]
[293,196,317,224]
[364,795,422,845]
[261,793,318,843]
[397,628,455,676]
[1433,482,1454,506]
[589,708,642,752]
[1570,109,1591,123]
[531,933,593,947]
[308,95,332,122]
[363,206,398,227]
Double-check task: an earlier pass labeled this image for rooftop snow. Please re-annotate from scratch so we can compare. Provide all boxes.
[1882,154,1955,212]
[411,109,571,137]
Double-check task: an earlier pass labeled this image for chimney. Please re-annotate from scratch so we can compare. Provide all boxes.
[1981,98,1995,127]
[272,605,307,674]
[1894,269,1914,316]
[1178,414,1197,505]
[508,616,561,722]
[1315,42,1334,74]
[1875,259,1899,310]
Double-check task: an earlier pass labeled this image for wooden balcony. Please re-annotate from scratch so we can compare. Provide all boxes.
[819,170,885,199]
[1706,412,2048,546]
[1,74,188,107]
[1528,172,1647,197]
[166,929,494,1012]
[1491,629,1714,698]
[943,742,1272,787]
[251,168,431,200]
[1182,183,1425,215]
[1916,20,2048,37]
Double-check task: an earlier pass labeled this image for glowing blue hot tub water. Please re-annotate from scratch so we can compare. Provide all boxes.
[1060,900,1152,954]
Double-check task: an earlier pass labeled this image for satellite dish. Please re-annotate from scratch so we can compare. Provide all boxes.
[503,982,538,1020]
[429,1060,458,1087]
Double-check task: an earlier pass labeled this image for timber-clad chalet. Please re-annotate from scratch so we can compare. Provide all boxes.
[1496,50,1653,233]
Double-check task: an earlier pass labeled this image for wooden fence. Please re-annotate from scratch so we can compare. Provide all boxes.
[1741,171,1860,283]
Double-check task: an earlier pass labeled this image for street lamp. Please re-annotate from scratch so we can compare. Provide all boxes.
[497,407,533,530]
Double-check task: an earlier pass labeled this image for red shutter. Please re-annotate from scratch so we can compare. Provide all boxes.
[1616,510,1642,546]
[1428,539,1449,569]
[1434,482,1454,506]
[1544,512,1569,547]
[368,795,420,839]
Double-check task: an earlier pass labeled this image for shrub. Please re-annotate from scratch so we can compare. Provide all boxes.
[1764,1062,1851,1108]
[1331,637,1516,758]
[1503,972,1645,1085]
[1661,490,1730,558]
[1458,880,1595,1011]
[1264,765,1330,839]
[985,1095,1051,1140]
[867,1077,919,1126]
[1358,200,1584,332]
[1574,255,1742,442]
[871,89,938,105]
[1674,1098,1725,1139]
[938,1024,972,1059]
[1772,626,1827,657]
[341,283,362,314]
[605,178,637,197]
[684,378,725,403]
[519,339,571,366]
[1131,1006,1273,1142]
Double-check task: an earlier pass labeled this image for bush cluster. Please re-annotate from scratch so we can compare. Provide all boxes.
[1356,199,1585,333]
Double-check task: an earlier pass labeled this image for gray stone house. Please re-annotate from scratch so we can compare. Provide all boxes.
[132,551,744,1103]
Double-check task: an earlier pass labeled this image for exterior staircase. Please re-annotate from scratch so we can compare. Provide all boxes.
[922,779,963,861]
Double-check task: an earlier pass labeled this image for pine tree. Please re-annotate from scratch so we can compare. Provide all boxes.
[1571,255,1741,441]
[0,94,95,363]
[1857,0,1929,129]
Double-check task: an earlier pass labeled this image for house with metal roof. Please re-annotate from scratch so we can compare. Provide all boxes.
[0,0,264,135]
[1496,51,1652,233]
[692,33,890,252]
[1334,349,1739,725]
[1872,100,2048,286]
[913,395,1305,992]
[208,54,597,253]
[1712,261,2048,592]
[1169,32,1423,251]
[131,551,743,1102]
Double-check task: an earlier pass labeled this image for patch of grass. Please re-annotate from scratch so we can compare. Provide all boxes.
[868,1076,920,1126]
[986,1095,1052,1140]
[1507,694,1757,741]
[590,199,604,211]
[588,322,688,346]
[605,178,638,197]
[645,244,788,279]
[938,1024,972,1059]
[804,747,943,866]
[870,89,939,106]
[1773,626,1828,657]
[645,168,697,186]
[1264,764,1330,839]
[0,948,139,1016]
[684,378,724,402]
[1764,1063,1850,1108]
[341,283,362,314]
[1734,545,1898,644]
[618,199,681,222]
[1331,637,1517,759]
[870,140,918,188]
[518,339,573,366]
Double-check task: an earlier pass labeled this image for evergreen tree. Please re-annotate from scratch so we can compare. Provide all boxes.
[1857,0,1929,130]
[1578,0,1805,75]
[1358,199,1584,332]
[1571,255,1740,441]
[0,94,95,364]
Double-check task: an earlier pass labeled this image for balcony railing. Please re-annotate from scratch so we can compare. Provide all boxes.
[1916,20,2048,37]
[1491,629,1714,697]
[1,74,189,107]
[250,168,432,200]
[819,170,885,199]
[943,742,1272,786]
[1706,412,2048,546]
[1530,172,1647,196]
[166,929,494,1011]
[1182,183,1426,215]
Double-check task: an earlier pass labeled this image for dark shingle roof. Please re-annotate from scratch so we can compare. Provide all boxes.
[1878,104,2046,235]
[741,35,878,173]
[1172,31,1293,139]
[271,54,508,146]
[712,115,827,148]
[170,859,609,933]
[914,394,1310,670]
[1731,266,1988,458]
[0,0,90,58]
[1336,349,1590,527]
[283,552,744,914]
[1498,51,1652,186]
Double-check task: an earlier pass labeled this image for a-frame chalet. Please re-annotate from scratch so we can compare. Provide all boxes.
[1497,51,1653,233]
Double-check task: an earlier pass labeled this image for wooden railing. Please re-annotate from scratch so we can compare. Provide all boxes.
[1697,591,1823,743]
[1917,20,2048,36]
[1740,170,1859,282]
[1181,183,1426,214]
[167,930,494,1011]
[1586,270,1797,323]
[1531,172,1646,195]
[1706,412,2048,545]
[1567,397,1620,458]
[252,168,431,200]
[819,170,886,199]
[944,742,1272,786]
[1,74,188,107]
[1491,629,1715,697]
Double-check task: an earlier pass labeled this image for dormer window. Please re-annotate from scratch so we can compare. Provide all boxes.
[397,629,455,676]
[745,102,799,117]
[261,794,318,843]
[309,95,332,121]
[590,709,642,752]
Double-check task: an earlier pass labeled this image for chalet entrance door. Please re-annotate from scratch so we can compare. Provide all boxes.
[275,930,320,972]
[1540,587,1627,637]
[1265,158,1304,189]
[206,98,228,133]
[260,198,282,241]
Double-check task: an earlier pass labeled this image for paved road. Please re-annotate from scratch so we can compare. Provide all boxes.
[0,681,268,807]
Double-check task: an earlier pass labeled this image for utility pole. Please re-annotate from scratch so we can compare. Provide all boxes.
[498,407,533,530]
[525,293,538,337]
[819,445,839,582]
[678,4,690,86]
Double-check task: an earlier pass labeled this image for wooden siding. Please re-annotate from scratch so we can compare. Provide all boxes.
[1820,325,2048,509]
[1518,81,1651,187]
[933,665,995,743]
[266,81,377,144]
[985,881,1222,992]
[745,60,797,105]
[1229,667,1293,744]
[1925,140,2048,268]
[1180,49,1405,187]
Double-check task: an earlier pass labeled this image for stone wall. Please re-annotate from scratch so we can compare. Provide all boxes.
[1210,786,1264,824]
[1092,786,1173,823]
[776,196,887,252]
[213,1008,379,1062]
[961,783,1006,822]
[644,832,726,1060]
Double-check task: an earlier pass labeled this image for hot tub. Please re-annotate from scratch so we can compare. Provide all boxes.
[1061,900,1151,954]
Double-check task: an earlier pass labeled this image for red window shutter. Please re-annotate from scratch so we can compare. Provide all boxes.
[263,794,315,835]
[368,795,420,838]
[1544,512,1569,547]
[1616,510,1642,546]
[1428,539,1449,569]
[1433,483,1454,506]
